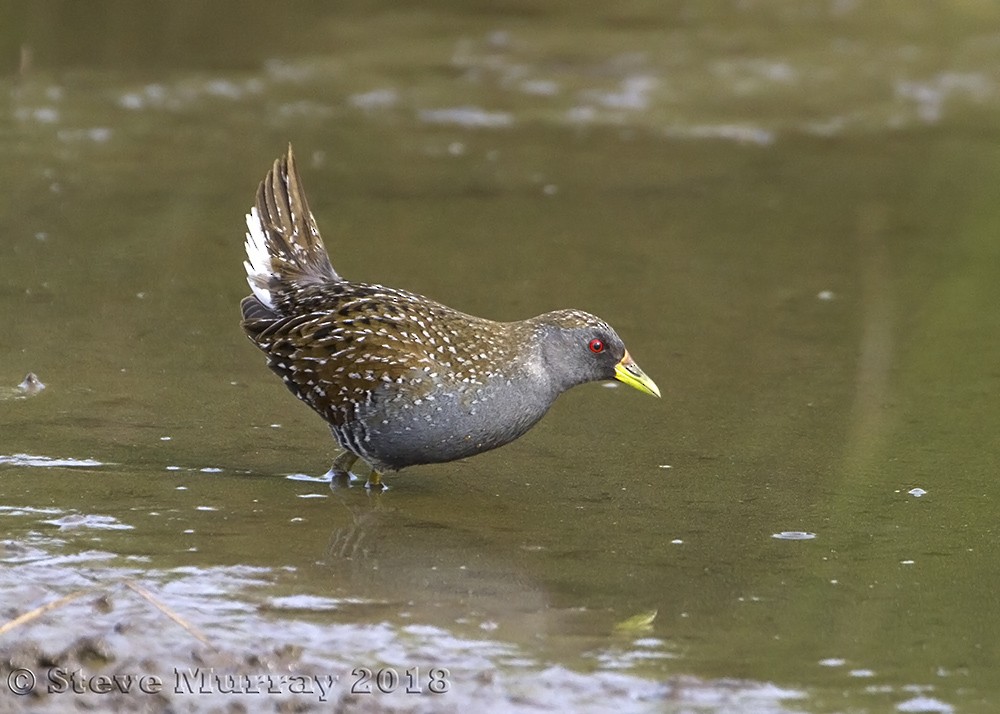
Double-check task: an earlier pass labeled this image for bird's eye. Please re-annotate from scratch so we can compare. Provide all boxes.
[588,338,605,354]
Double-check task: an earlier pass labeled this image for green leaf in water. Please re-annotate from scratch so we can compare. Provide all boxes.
[614,609,657,633]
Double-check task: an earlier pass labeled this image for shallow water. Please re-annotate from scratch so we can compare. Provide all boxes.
[3,2,1000,712]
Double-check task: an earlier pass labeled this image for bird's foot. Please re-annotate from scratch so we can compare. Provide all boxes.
[326,470,354,489]
[324,451,386,491]
[326,451,360,490]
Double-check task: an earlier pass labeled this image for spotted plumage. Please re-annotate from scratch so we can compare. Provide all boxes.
[241,146,659,488]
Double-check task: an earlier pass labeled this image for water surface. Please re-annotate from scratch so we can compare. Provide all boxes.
[3,3,1000,712]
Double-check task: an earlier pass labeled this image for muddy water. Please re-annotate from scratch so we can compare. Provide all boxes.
[3,3,1000,712]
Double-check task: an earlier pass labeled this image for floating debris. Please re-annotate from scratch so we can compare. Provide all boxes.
[614,609,657,634]
[0,373,46,401]
[19,372,45,394]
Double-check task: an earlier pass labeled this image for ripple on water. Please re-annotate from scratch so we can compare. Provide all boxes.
[262,595,377,613]
[0,454,103,468]
[349,88,399,111]
[0,540,52,563]
[286,473,330,482]
[0,505,63,517]
[418,106,515,128]
[897,696,955,713]
[43,514,134,531]
[772,531,817,541]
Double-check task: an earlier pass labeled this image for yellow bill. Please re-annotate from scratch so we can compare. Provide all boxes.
[613,351,660,398]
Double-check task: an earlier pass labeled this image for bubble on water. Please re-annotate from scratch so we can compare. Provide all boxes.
[772,531,817,540]
[819,658,846,667]
[908,487,927,497]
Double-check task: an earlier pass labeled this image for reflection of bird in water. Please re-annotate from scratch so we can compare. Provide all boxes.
[325,498,387,562]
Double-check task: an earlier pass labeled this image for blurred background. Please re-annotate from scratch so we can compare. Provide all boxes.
[2,2,1000,712]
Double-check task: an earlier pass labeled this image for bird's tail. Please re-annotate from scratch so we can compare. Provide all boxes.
[243,145,339,315]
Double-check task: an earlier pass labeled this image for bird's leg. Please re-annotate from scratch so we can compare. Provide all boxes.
[365,469,386,491]
[326,450,358,489]
[330,449,358,474]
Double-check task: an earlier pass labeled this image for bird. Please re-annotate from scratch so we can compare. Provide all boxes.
[240,145,659,489]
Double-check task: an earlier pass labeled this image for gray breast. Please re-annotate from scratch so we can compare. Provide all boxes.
[337,366,557,470]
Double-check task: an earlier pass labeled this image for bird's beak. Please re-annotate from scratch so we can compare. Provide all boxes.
[613,351,660,398]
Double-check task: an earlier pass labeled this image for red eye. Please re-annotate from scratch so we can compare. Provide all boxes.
[588,338,605,354]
